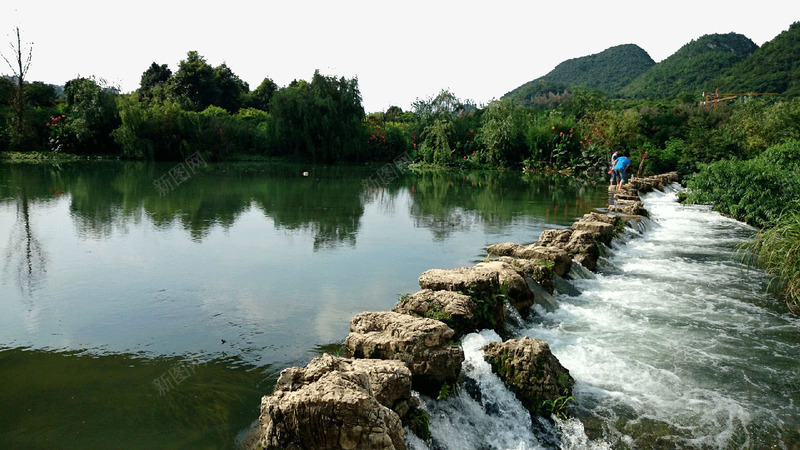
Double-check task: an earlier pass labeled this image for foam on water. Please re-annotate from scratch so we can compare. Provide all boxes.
[410,184,800,448]
[408,330,549,450]
[523,185,800,447]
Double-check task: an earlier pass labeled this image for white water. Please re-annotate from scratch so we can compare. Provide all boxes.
[410,185,800,449]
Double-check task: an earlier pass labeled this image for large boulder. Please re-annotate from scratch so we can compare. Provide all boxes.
[578,212,619,226]
[570,220,616,246]
[608,198,648,217]
[418,266,506,327]
[474,260,535,314]
[496,256,555,294]
[512,244,572,277]
[482,337,574,418]
[485,242,522,257]
[393,289,479,339]
[345,311,464,396]
[564,230,601,271]
[259,354,409,449]
[488,243,572,278]
[536,229,572,247]
[535,227,602,272]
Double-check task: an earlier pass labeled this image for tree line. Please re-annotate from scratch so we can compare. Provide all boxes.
[2,46,800,176]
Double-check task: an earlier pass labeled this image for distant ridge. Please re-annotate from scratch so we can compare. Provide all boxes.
[503,22,800,102]
[712,21,800,97]
[504,44,654,105]
[620,33,758,99]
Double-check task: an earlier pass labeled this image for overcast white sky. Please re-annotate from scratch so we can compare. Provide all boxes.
[2,1,798,113]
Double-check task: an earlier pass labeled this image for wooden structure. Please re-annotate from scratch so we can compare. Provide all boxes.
[701,88,777,109]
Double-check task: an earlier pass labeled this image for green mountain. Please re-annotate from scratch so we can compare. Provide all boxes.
[619,33,758,99]
[503,44,654,105]
[712,21,800,96]
[502,79,569,107]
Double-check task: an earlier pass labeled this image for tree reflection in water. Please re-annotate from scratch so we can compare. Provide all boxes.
[3,184,47,296]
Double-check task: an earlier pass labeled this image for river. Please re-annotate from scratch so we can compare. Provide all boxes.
[0,161,606,448]
[2,162,797,448]
[412,185,800,449]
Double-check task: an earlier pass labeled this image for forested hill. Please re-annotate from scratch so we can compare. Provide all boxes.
[620,33,758,99]
[503,44,654,105]
[504,22,799,102]
[712,21,800,97]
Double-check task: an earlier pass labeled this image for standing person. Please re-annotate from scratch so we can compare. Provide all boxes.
[609,149,620,187]
[613,151,632,190]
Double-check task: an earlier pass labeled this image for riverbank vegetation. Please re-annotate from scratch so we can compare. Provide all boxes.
[4,59,800,176]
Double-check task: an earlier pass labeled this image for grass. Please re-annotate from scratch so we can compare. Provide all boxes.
[0,151,89,163]
[541,395,574,420]
[744,208,800,313]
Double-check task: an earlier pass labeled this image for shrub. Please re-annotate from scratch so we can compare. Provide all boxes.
[643,138,683,174]
[684,154,800,228]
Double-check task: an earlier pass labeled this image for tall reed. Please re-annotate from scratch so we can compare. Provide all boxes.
[747,208,800,313]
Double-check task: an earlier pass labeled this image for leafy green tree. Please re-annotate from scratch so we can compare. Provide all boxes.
[420,118,453,164]
[524,112,581,169]
[138,62,172,100]
[213,63,248,113]
[64,77,120,153]
[0,76,13,105]
[170,51,218,111]
[246,77,278,111]
[269,71,365,162]
[561,86,606,119]
[726,98,800,155]
[385,105,404,122]
[477,99,527,163]
[25,81,57,107]
[411,90,480,165]
[412,89,461,122]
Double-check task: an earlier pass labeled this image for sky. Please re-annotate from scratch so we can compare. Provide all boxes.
[2,1,799,113]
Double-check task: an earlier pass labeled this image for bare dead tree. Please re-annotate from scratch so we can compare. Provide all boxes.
[1,26,33,147]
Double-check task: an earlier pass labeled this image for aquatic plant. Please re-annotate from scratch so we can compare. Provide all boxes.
[437,381,453,401]
[541,395,574,420]
[424,302,452,322]
[408,408,432,441]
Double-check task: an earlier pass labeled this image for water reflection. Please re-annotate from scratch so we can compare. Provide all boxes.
[407,171,604,240]
[2,178,48,297]
[1,162,606,250]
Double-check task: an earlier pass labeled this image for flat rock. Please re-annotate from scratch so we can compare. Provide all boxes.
[259,354,408,449]
[345,311,463,396]
[393,289,478,339]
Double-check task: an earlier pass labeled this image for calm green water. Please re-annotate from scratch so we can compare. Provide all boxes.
[0,161,608,448]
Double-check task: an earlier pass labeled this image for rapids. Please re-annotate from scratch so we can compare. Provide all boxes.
[411,184,800,449]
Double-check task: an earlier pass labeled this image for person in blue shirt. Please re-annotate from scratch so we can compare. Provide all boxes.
[613,151,632,190]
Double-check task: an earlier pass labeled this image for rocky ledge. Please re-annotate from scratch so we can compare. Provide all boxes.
[483,337,574,418]
[252,172,678,449]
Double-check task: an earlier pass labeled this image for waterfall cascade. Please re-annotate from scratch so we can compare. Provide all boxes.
[415,185,800,449]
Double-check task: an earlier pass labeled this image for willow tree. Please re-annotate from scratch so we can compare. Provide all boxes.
[270,70,365,162]
[1,26,33,149]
